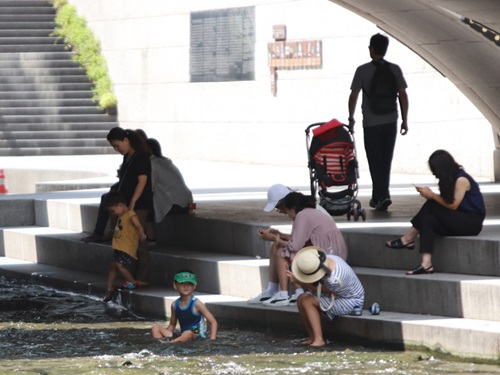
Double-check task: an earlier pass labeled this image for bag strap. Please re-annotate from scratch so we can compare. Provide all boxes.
[117,153,137,191]
[316,275,342,312]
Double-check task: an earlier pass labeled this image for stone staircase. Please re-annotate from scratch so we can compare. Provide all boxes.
[0,188,500,362]
[0,0,118,156]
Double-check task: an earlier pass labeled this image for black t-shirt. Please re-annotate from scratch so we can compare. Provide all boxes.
[117,151,153,210]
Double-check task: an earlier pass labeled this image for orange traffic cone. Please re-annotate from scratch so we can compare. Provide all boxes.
[0,169,8,194]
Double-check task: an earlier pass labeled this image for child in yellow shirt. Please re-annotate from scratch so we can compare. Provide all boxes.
[103,191,147,302]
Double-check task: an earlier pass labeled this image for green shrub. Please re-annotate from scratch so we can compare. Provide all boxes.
[51,1,117,111]
[51,0,67,8]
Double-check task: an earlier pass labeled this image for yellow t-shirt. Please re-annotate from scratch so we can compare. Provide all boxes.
[112,209,139,259]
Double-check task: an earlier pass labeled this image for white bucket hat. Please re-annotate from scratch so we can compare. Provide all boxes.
[291,246,330,284]
[263,184,292,212]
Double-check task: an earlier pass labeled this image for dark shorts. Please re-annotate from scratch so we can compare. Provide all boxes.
[112,250,134,266]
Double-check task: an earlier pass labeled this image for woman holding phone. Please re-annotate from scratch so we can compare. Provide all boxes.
[385,150,485,275]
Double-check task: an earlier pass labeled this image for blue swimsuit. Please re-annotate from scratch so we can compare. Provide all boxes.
[174,296,206,338]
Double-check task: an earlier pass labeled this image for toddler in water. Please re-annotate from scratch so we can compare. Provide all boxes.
[152,270,218,342]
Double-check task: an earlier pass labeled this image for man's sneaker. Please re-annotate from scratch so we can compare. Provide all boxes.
[263,293,290,307]
[247,290,274,304]
[375,198,392,211]
[103,289,117,303]
[118,281,138,290]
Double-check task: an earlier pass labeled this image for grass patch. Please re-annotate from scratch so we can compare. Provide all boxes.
[50,0,117,112]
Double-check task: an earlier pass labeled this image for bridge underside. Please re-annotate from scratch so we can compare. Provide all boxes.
[330,0,500,179]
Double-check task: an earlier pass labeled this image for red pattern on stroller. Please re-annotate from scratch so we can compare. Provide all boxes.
[306,119,366,221]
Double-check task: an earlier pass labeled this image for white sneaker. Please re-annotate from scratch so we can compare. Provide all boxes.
[248,290,274,304]
[263,292,290,307]
[289,292,301,306]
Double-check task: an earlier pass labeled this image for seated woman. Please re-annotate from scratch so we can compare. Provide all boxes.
[287,246,364,347]
[147,138,193,221]
[250,191,348,306]
[386,149,486,275]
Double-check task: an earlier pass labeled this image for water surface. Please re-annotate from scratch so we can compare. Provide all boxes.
[0,277,499,374]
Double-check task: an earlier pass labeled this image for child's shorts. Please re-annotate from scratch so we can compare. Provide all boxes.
[309,291,363,321]
[190,327,206,339]
[112,249,134,266]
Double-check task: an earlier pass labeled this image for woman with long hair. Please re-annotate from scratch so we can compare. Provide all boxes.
[386,150,486,275]
[82,127,153,284]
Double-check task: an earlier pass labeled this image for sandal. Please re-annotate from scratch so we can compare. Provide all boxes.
[385,238,415,250]
[294,338,312,346]
[406,264,434,275]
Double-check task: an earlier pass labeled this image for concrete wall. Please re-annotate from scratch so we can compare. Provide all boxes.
[67,0,494,179]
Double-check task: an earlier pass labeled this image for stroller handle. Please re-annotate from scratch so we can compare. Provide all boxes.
[305,122,327,135]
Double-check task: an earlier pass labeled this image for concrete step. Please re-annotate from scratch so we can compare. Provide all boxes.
[0,36,59,45]
[0,21,56,30]
[0,146,116,156]
[18,190,500,276]
[0,91,92,100]
[2,223,500,322]
[0,106,105,116]
[0,227,266,298]
[0,74,89,84]
[0,130,110,140]
[0,67,84,76]
[0,59,79,69]
[356,267,500,321]
[0,15,55,22]
[0,2,117,158]
[0,82,93,91]
[1,255,500,362]
[0,1,52,7]
[342,225,500,277]
[0,122,117,131]
[0,7,55,15]
[0,98,96,107]
[0,29,54,37]
[0,114,117,123]
[0,138,112,149]
[1,177,500,362]
[0,51,74,60]
[0,44,67,53]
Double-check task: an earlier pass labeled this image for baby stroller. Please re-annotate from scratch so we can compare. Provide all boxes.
[305,118,366,221]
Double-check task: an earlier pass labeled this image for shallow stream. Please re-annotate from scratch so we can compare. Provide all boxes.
[0,277,499,374]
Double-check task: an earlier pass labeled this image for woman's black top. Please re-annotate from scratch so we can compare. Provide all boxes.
[117,151,153,210]
[457,170,486,218]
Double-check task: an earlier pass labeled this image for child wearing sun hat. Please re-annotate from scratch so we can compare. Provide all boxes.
[287,246,364,347]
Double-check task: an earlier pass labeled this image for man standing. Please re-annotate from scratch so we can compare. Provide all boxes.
[348,33,409,211]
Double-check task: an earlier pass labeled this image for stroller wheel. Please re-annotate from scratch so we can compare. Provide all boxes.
[361,208,367,221]
[347,210,352,221]
[353,209,359,221]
